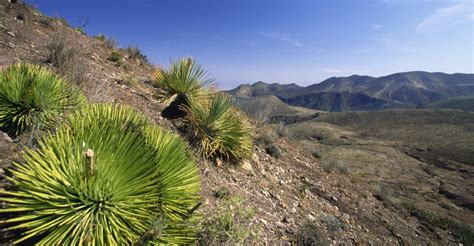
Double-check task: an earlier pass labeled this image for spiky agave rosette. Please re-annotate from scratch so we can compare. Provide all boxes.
[0,63,86,137]
[0,104,201,244]
[185,92,253,160]
[152,57,213,105]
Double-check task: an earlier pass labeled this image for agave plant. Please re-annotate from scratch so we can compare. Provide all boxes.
[185,93,253,160]
[0,104,201,244]
[153,57,213,103]
[0,63,86,137]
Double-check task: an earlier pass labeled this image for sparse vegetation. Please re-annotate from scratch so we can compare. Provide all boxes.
[375,183,397,206]
[295,221,328,246]
[45,33,77,68]
[402,201,474,245]
[321,159,349,173]
[44,33,89,85]
[119,74,139,88]
[0,104,201,244]
[320,215,342,233]
[197,196,255,245]
[103,36,117,49]
[214,187,231,199]
[275,121,289,137]
[185,92,252,160]
[125,45,148,65]
[95,34,106,41]
[257,125,278,145]
[0,63,86,137]
[265,144,281,158]
[107,51,122,62]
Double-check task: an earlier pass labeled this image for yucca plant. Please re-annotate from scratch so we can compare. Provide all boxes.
[0,104,201,245]
[153,57,213,103]
[153,57,213,119]
[0,63,86,137]
[185,93,253,160]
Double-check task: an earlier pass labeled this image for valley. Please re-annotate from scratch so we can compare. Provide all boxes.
[234,93,474,230]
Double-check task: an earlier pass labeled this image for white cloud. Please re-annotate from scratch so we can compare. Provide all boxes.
[321,68,342,73]
[352,49,369,54]
[371,24,383,31]
[259,32,320,50]
[417,2,474,31]
[239,41,258,46]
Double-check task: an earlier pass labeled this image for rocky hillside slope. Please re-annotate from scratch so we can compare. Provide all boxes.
[0,1,469,244]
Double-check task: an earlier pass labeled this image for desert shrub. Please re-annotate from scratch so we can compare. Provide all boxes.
[153,57,213,104]
[107,52,122,62]
[214,187,231,199]
[75,26,86,35]
[320,215,342,233]
[312,149,322,159]
[119,74,139,88]
[257,125,278,145]
[322,159,349,173]
[38,16,51,27]
[197,196,255,245]
[185,92,252,160]
[375,183,396,206]
[402,201,474,245]
[265,144,281,158]
[0,63,86,137]
[45,33,77,68]
[0,104,201,244]
[125,45,148,65]
[16,13,25,21]
[95,34,106,41]
[275,121,289,137]
[295,222,328,246]
[97,34,117,49]
[44,33,89,85]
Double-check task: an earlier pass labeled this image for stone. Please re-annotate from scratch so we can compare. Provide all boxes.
[282,217,294,224]
[241,160,253,173]
[6,31,15,37]
[214,158,222,167]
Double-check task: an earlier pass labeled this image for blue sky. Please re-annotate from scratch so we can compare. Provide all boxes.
[29,0,473,89]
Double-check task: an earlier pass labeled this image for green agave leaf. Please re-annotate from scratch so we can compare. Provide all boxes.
[0,63,87,137]
[185,92,253,160]
[0,104,201,245]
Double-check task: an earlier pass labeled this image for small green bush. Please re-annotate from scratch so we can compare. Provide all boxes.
[120,74,139,88]
[125,45,148,65]
[402,201,474,245]
[95,34,106,41]
[295,222,328,246]
[0,104,201,244]
[0,63,86,137]
[265,144,281,158]
[257,125,278,145]
[185,92,253,160]
[107,52,122,62]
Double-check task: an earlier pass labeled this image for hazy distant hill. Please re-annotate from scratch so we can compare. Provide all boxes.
[422,96,474,112]
[233,95,317,119]
[228,72,474,111]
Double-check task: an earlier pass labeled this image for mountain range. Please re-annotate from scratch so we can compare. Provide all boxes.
[228,71,474,111]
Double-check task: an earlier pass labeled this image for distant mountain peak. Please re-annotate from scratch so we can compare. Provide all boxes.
[227,71,474,111]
